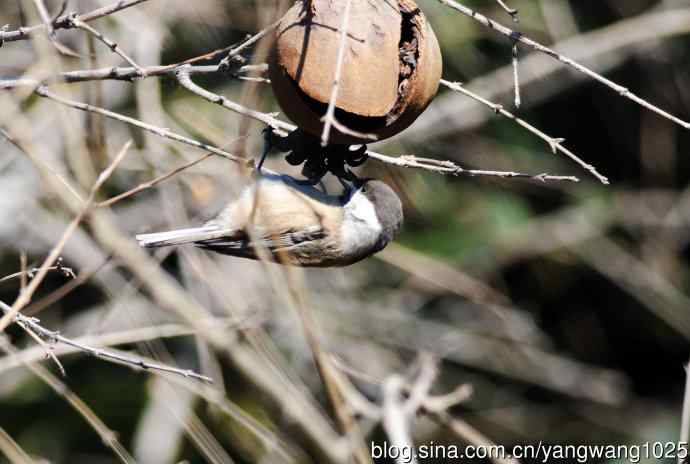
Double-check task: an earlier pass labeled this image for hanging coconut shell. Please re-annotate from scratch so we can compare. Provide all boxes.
[269,0,442,145]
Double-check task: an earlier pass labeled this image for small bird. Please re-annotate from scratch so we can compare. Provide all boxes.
[136,174,403,267]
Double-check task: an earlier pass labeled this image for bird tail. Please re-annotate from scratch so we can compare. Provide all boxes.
[136,225,229,248]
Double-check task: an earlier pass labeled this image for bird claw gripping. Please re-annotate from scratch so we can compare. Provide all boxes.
[265,128,368,184]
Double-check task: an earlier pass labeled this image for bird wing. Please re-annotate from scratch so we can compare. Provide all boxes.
[136,225,230,248]
[193,225,328,258]
[197,177,342,255]
[136,176,343,263]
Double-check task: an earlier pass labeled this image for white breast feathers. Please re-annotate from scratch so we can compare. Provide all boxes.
[340,190,383,257]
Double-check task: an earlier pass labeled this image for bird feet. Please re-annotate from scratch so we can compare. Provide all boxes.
[262,128,368,185]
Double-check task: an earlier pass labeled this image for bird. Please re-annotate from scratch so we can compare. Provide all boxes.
[135,174,403,267]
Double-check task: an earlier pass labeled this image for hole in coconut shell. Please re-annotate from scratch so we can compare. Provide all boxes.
[388,2,422,125]
[282,2,423,140]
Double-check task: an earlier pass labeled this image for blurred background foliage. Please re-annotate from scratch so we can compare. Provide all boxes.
[1,0,690,463]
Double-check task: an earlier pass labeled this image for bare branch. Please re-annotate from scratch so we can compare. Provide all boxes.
[440,79,605,183]
[511,42,520,107]
[175,65,292,134]
[367,151,580,182]
[35,87,243,163]
[0,64,266,87]
[0,428,36,464]
[30,0,80,57]
[0,263,75,284]
[0,140,133,333]
[494,0,518,22]
[428,411,520,464]
[98,153,214,208]
[0,337,136,463]
[0,300,213,382]
[438,0,690,131]
[0,127,84,203]
[1,0,151,44]
[66,14,146,75]
[174,66,578,182]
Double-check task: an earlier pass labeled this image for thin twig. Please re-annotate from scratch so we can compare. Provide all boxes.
[0,127,84,203]
[428,411,520,464]
[19,252,28,292]
[1,0,151,44]
[0,264,76,284]
[0,337,136,464]
[13,255,67,375]
[0,300,213,382]
[440,79,605,183]
[511,42,521,108]
[319,0,376,146]
[216,19,281,70]
[0,141,132,333]
[0,318,252,374]
[368,151,580,182]
[494,0,518,22]
[31,0,55,39]
[0,428,36,464]
[15,315,66,376]
[66,14,146,75]
[175,65,292,134]
[3,60,580,183]
[0,64,266,88]
[438,0,690,131]
[380,355,438,464]
[30,0,80,57]
[50,0,69,24]
[98,152,214,208]
[173,67,578,182]
[24,258,108,317]
[35,87,243,162]
[0,18,275,83]
[284,270,371,464]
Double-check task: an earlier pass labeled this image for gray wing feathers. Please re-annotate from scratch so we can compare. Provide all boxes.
[194,225,326,253]
[137,224,326,252]
[136,226,232,248]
